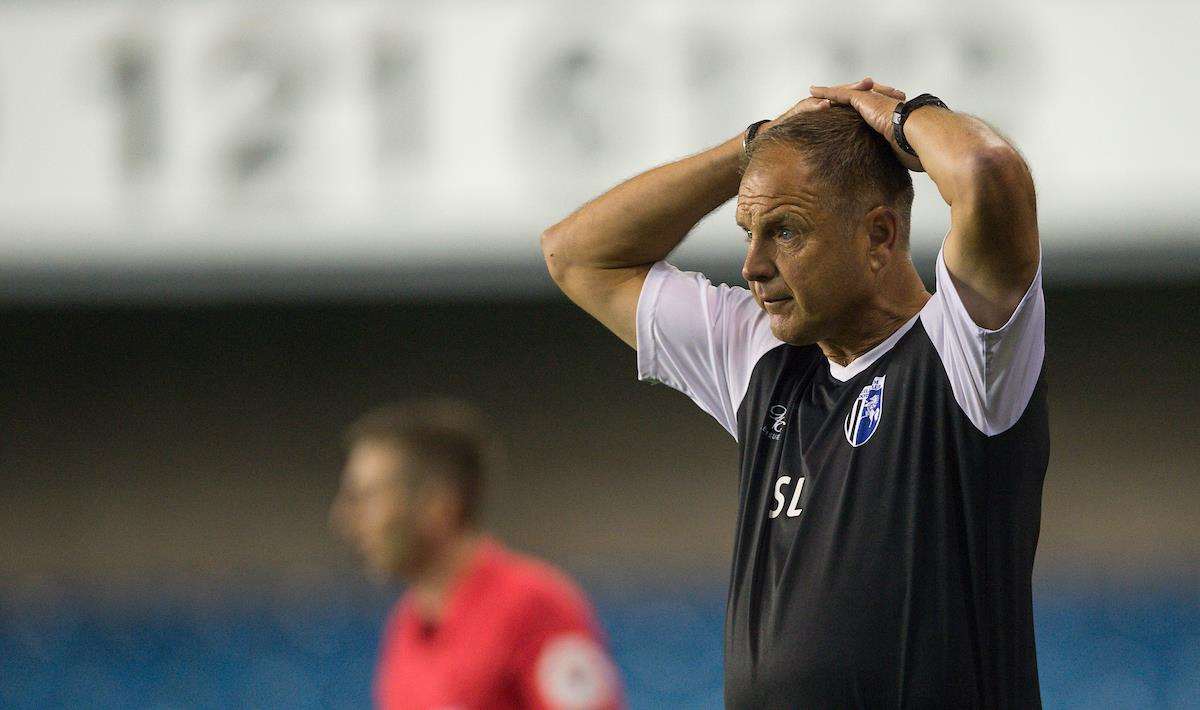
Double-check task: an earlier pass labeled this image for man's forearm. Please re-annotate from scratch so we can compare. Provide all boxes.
[541,133,744,276]
[902,109,1034,216]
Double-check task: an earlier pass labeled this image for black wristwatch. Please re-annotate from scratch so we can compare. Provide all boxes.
[891,93,949,157]
[743,119,771,149]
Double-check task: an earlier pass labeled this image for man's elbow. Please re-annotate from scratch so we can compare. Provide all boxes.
[540,223,572,287]
[963,142,1035,210]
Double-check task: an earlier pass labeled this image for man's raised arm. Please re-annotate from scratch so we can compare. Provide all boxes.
[540,80,894,348]
[810,81,1039,330]
[539,134,746,349]
[900,106,1039,329]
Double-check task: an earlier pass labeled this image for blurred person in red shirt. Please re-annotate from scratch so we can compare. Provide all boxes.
[330,399,624,710]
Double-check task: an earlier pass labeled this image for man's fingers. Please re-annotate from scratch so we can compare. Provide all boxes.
[831,77,873,92]
[800,97,833,112]
[810,77,882,104]
[809,85,852,103]
[781,97,832,120]
[811,85,893,109]
[814,78,906,103]
[870,83,906,101]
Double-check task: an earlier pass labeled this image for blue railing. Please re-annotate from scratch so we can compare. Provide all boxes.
[1,582,1196,708]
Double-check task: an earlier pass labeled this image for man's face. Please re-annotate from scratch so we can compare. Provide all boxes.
[331,441,431,582]
[737,144,874,345]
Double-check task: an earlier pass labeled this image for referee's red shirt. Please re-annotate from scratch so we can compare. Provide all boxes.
[374,538,624,710]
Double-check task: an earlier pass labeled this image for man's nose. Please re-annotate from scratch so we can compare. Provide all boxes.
[742,236,776,284]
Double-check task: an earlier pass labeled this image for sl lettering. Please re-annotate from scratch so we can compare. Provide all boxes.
[769,475,805,519]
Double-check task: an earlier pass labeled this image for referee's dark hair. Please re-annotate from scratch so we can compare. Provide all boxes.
[743,104,915,246]
[344,398,499,527]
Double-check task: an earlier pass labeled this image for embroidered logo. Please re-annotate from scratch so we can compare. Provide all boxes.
[761,404,788,440]
[844,375,886,447]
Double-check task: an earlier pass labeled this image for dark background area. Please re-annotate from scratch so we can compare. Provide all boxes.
[4,278,1198,586]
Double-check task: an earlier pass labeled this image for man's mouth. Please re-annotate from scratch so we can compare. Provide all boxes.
[761,295,792,313]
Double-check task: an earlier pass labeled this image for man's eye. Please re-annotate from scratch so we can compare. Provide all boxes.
[777,228,795,241]
[744,229,753,243]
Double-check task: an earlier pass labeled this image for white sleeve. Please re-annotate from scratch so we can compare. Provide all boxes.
[635,261,783,440]
[920,247,1045,436]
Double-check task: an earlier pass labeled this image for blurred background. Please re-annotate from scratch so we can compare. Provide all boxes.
[1,0,1198,707]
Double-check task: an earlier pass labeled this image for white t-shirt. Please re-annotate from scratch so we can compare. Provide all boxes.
[635,248,1045,439]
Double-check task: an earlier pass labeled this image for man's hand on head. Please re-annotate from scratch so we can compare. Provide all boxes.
[809,77,924,172]
[764,77,906,134]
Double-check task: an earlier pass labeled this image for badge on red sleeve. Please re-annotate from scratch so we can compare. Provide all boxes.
[534,633,620,709]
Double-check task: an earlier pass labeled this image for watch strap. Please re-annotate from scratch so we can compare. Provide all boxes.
[891,93,949,158]
[743,119,771,149]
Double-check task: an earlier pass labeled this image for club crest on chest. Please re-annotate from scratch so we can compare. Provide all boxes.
[844,375,886,447]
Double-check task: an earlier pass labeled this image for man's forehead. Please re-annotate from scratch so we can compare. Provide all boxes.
[735,182,821,225]
[737,150,821,220]
[345,440,408,483]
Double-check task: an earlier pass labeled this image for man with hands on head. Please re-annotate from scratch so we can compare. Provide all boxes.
[542,77,1046,708]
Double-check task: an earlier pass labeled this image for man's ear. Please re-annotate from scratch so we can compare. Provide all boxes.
[865,205,900,272]
[420,480,464,533]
